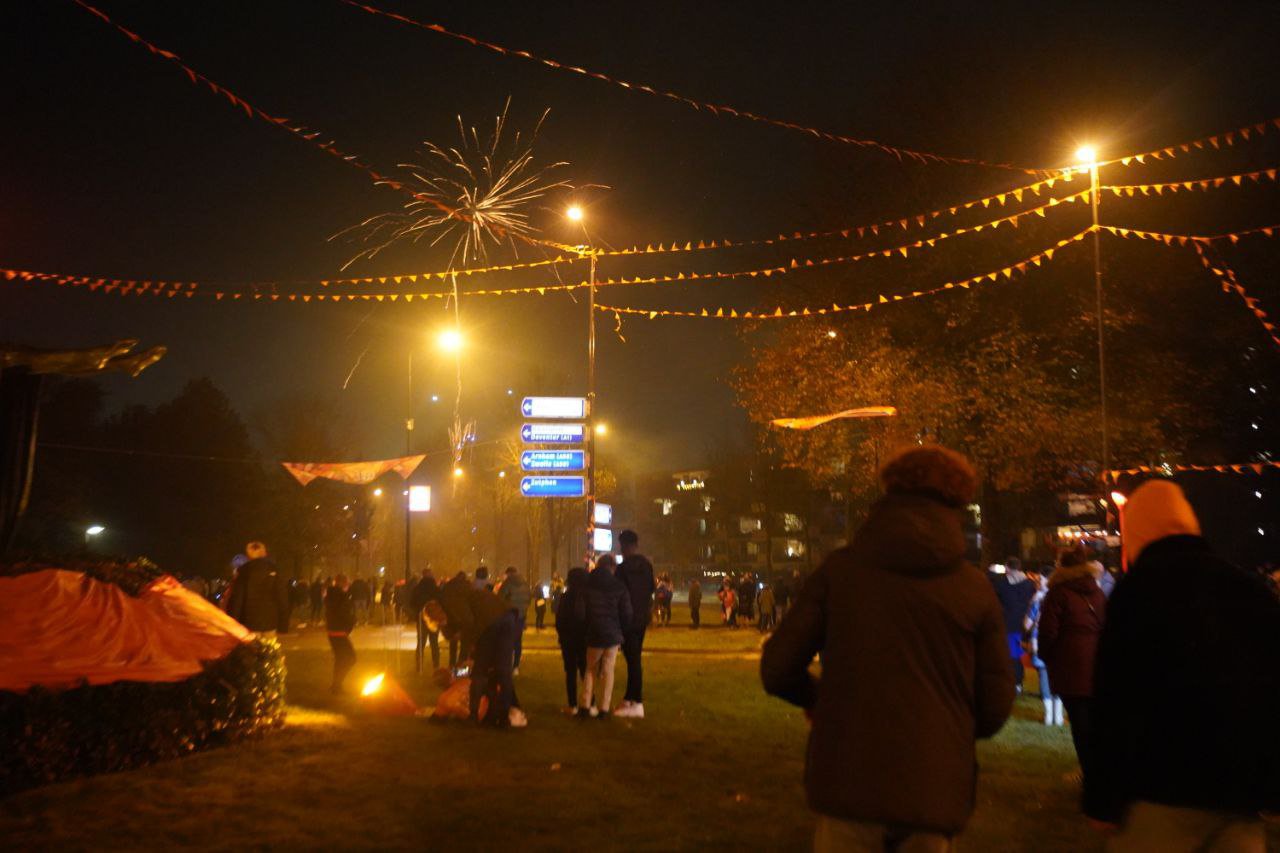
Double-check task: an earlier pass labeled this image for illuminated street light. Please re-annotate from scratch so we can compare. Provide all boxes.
[566,204,584,222]
[437,328,464,353]
[498,470,507,479]
[594,422,608,436]
[372,487,383,497]
[86,525,105,536]
[453,466,464,478]
[1075,145,1097,166]
[826,330,838,339]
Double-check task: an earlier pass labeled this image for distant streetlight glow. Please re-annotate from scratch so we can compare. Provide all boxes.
[1075,144,1097,166]
[566,204,584,222]
[372,487,383,497]
[498,470,506,479]
[826,330,838,339]
[437,328,464,353]
[86,525,105,537]
[453,466,464,478]
[594,422,608,436]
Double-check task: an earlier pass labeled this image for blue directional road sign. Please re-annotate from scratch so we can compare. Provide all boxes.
[521,422,586,444]
[521,396,587,419]
[520,476,587,498]
[520,450,586,472]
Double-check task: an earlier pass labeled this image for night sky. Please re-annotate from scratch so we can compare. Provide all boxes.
[4,1,1279,472]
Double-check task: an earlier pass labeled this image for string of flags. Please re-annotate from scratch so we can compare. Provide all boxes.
[1106,460,1280,481]
[1098,223,1279,246]
[336,0,1034,173]
[2,194,1094,302]
[70,0,578,257]
[593,228,1093,320]
[1105,166,1279,197]
[1101,117,1280,169]
[1190,242,1280,350]
[594,177,1087,259]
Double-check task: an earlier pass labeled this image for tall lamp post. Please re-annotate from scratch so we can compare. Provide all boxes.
[1076,145,1110,477]
[567,204,599,564]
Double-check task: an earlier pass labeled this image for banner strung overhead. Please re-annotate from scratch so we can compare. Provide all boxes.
[771,407,898,430]
[282,455,425,486]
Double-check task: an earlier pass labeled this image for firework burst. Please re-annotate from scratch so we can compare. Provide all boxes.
[334,100,571,270]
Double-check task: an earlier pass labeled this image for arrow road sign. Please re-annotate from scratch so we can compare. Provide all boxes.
[521,396,587,419]
[520,423,586,444]
[521,450,585,471]
[520,476,586,498]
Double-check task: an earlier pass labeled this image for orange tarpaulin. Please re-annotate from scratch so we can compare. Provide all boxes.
[0,570,251,692]
[281,454,426,486]
[770,406,898,430]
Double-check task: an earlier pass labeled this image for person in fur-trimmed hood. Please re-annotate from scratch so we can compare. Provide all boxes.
[761,445,1014,849]
[1039,544,1106,787]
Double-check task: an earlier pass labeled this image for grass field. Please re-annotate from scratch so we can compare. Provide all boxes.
[0,612,1235,851]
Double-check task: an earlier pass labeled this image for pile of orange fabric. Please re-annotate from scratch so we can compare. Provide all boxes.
[0,569,252,693]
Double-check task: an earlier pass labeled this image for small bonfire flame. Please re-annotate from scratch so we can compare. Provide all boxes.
[361,672,386,697]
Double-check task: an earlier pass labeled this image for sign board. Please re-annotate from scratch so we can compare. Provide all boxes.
[521,422,585,444]
[521,396,587,419]
[520,476,586,498]
[593,502,613,526]
[521,450,585,472]
[592,527,613,552]
[408,485,432,512]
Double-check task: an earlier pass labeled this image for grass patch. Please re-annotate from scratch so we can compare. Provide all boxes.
[5,618,1270,850]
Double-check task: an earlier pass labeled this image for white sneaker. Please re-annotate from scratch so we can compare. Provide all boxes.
[1053,698,1065,726]
[1043,701,1054,726]
[614,702,645,719]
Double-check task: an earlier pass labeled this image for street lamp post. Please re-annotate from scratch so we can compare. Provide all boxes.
[1076,145,1110,477]
[405,350,414,583]
[569,203,598,566]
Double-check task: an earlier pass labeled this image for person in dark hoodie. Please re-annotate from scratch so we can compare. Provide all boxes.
[577,554,633,719]
[555,566,590,713]
[991,556,1036,692]
[225,541,291,635]
[1039,543,1106,785]
[410,568,441,674]
[324,573,356,694]
[439,571,476,670]
[437,578,525,727]
[761,445,1014,850]
[614,529,655,719]
[1086,480,1280,847]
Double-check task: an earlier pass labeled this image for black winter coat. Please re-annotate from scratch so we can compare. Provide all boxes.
[439,574,475,641]
[409,577,440,614]
[226,558,290,633]
[761,492,1014,834]
[1038,563,1106,699]
[616,554,655,630]
[578,565,633,648]
[556,568,590,650]
[1085,535,1280,822]
[325,586,356,634]
[992,574,1035,635]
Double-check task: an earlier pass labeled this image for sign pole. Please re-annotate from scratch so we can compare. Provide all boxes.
[405,350,413,583]
[586,252,598,567]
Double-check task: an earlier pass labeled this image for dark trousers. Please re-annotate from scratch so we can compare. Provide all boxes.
[470,612,520,725]
[512,611,527,669]
[559,641,586,707]
[448,633,470,670]
[621,626,646,704]
[690,604,700,628]
[415,617,440,673]
[535,604,546,630]
[328,634,356,691]
[1062,696,1097,779]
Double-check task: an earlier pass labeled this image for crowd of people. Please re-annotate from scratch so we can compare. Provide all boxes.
[205,443,1280,849]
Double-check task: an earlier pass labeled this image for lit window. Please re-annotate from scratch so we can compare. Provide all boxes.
[783,513,803,532]
[739,516,762,534]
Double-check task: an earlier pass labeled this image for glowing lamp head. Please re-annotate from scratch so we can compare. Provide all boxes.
[86,525,105,536]
[361,673,386,696]
[1075,145,1098,166]
[566,204,584,222]
[453,466,464,478]
[372,488,383,497]
[437,328,464,353]
[594,422,608,436]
